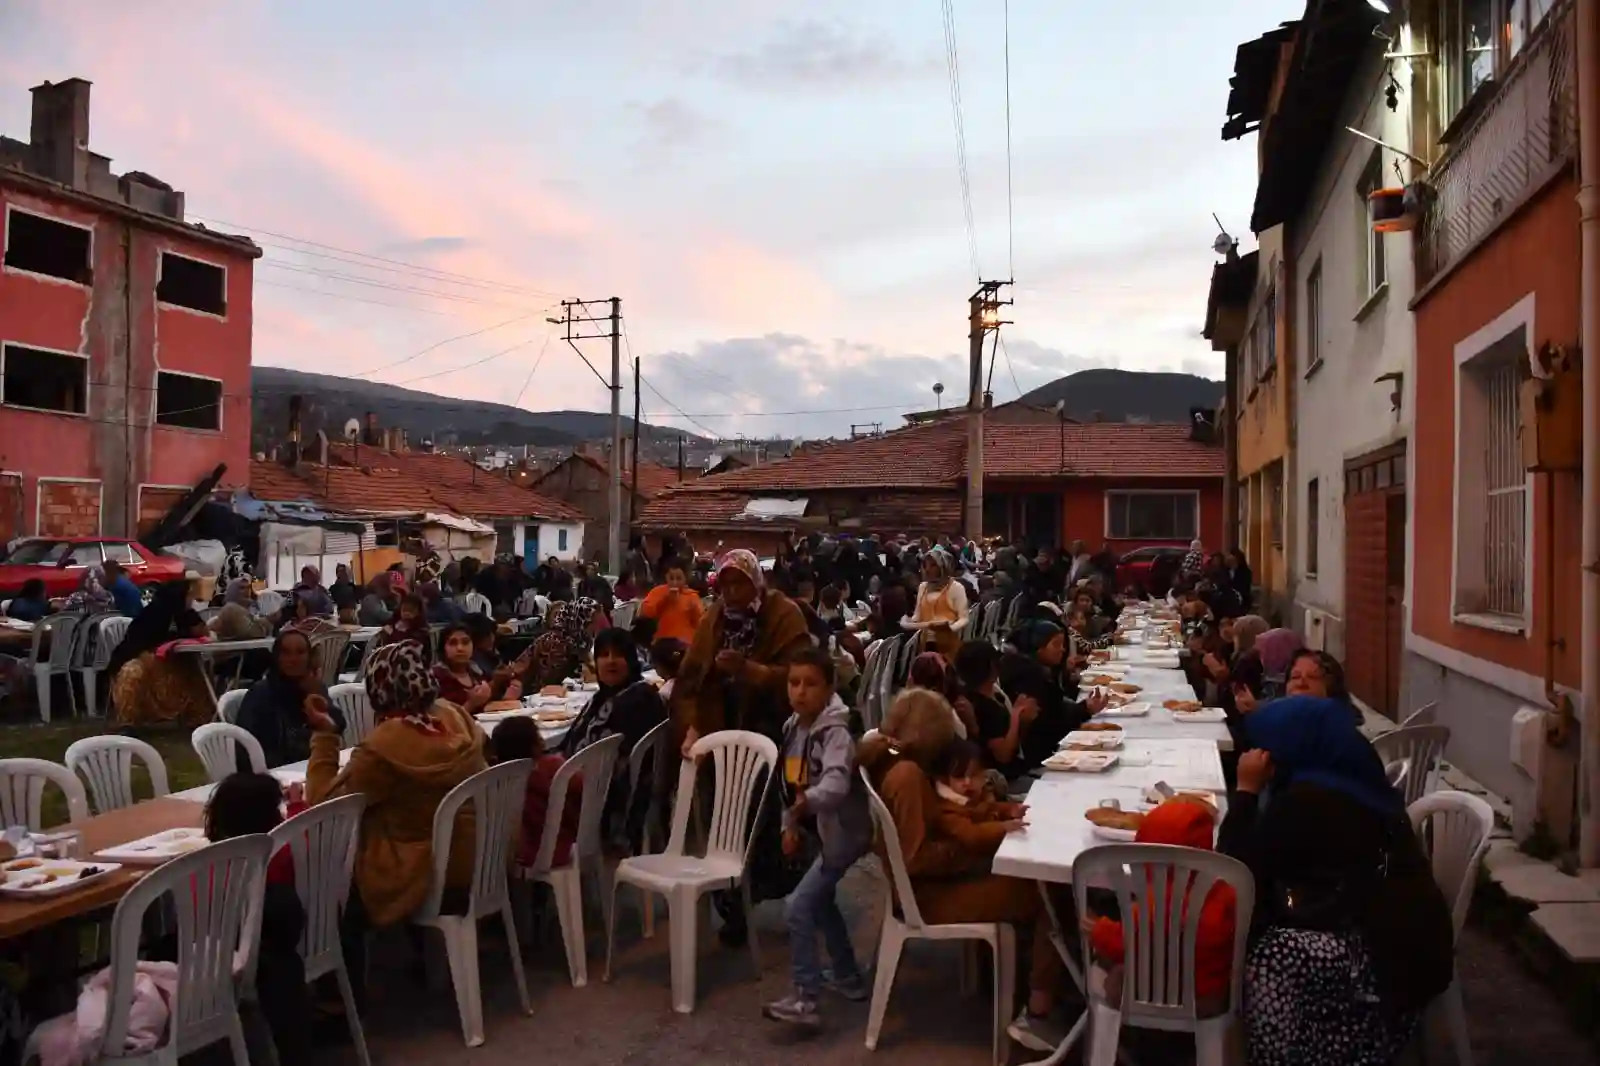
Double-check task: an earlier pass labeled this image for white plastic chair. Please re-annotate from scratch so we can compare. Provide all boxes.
[604,730,777,1014]
[1400,701,1439,728]
[329,682,377,748]
[30,613,84,722]
[1073,843,1255,1066]
[515,732,625,987]
[623,719,674,937]
[860,770,1016,1064]
[1373,724,1451,807]
[191,722,267,783]
[0,758,89,829]
[612,600,639,630]
[78,614,132,718]
[1410,790,1495,1066]
[27,834,272,1066]
[64,735,170,814]
[460,591,492,617]
[340,634,383,685]
[310,630,353,689]
[217,688,247,724]
[270,794,372,1066]
[411,759,535,1047]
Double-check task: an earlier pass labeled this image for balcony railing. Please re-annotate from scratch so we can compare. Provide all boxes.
[1416,1,1579,287]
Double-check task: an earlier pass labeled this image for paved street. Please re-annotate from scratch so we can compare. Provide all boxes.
[290,862,1594,1066]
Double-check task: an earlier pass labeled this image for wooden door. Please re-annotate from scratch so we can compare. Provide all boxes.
[1344,443,1407,719]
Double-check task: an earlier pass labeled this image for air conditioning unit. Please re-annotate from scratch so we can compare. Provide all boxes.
[1302,607,1329,652]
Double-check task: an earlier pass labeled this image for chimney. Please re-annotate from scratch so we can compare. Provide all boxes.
[1090,410,1104,423]
[1189,407,1218,444]
[286,395,303,468]
[315,430,330,466]
[29,79,92,190]
[364,411,379,446]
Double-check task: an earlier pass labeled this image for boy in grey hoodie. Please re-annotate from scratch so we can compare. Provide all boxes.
[763,647,874,1028]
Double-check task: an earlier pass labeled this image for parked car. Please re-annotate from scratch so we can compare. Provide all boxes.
[0,538,186,600]
[1114,545,1189,596]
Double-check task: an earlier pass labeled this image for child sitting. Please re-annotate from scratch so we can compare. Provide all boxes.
[204,772,310,1065]
[762,647,873,1029]
[930,739,1026,854]
[490,716,582,869]
[649,637,687,704]
[1084,798,1237,1014]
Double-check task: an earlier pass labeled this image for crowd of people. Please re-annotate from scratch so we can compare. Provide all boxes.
[5,528,1456,1066]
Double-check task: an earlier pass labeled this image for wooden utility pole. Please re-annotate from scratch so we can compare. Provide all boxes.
[966,280,1011,540]
[630,354,641,536]
[553,296,625,574]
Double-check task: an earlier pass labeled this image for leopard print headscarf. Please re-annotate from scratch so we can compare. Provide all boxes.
[364,641,441,730]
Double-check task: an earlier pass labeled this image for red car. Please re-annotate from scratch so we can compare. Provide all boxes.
[0,538,186,599]
[1114,545,1189,596]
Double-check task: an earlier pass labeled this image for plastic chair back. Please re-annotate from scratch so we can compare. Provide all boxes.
[352,634,383,680]
[36,613,84,670]
[1373,724,1451,806]
[89,615,132,669]
[417,759,533,921]
[461,592,492,617]
[270,794,366,978]
[71,612,117,668]
[192,722,267,783]
[530,733,624,873]
[310,630,353,688]
[665,730,775,869]
[612,601,638,630]
[1400,701,1439,728]
[1072,843,1255,1026]
[256,591,285,617]
[64,735,170,813]
[330,682,377,748]
[217,688,247,724]
[0,758,89,829]
[100,835,271,1061]
[860,769,929,929]
[626,719,672,851]
[1409,790,1495,933]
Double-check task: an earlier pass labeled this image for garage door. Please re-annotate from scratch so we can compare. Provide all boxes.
[1343,443,1407,719]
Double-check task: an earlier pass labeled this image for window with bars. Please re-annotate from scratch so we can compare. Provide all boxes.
[1454,325,1529,623]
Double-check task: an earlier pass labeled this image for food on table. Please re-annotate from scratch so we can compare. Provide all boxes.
[496,624,514,636]
[540,685,567,698]
[1085,807,1145,832]
[1063,731,1122,751]
[3,858,42,872]
[1171,791,1219,812]
[1088,650,1112,663]
[0,841,15,863]
[1109,682,1142,694]
[1102,691,1132,707]
[1164,699,1202,712]
[76,866,103,879]
[483,700,523,713]
[1083,674,1117,686]
[1078,722,1123,732]
[1042,750,1119,773]
[1111,634,1130,645]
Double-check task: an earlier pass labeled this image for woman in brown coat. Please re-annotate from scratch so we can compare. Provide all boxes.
[859,688,1069,1054]
[672,549,812,945]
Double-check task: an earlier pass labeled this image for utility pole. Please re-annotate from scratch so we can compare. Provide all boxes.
[551,296,625,575]
[630,354,641,534]
[677,435,686,481]
[966,280,1012,541]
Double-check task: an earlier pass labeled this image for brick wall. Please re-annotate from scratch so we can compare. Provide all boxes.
[137,486,189,539]
[37,479,102,537]
[0,474,21,543]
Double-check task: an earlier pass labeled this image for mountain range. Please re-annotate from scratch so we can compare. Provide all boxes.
[1020,368,1223,422]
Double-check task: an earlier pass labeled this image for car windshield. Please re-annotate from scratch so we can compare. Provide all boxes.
[4,541,68,565]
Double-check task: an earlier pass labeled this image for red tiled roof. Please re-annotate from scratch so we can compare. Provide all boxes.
[553,453,683,498]
[635,488,962,536]
[635,492,792,531]
[985,422,1226,479]
[678,419,967,492]
[248,457,584,522]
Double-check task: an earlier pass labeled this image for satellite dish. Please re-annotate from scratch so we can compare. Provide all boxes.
[343,418,361,441]
[932,382,945,396]
[1212,230,1236,256]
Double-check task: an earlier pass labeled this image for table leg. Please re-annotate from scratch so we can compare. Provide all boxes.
[196,653,221,714]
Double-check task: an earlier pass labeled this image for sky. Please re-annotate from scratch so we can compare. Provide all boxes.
[0,0,1302,439]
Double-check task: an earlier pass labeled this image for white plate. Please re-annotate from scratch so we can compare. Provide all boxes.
[1169,707,1228,723]
[94,828,208,865]
[0,860,123,898]
[1061,731,1124,751]
[1089,823,1138,842]
[1041,751,1120,773]
[1093,702,1151,718]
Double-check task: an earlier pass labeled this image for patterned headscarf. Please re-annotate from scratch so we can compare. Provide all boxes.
[224,577,255,609]
[922,546,955,589]
[364,641,441,728]
[548,597,599,653]
[66,566,114,613]
[715,549,765,596]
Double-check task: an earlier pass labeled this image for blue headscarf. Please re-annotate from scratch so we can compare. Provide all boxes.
[1242,695,1402,815]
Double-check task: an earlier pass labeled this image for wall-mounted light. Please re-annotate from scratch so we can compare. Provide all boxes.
[1367,0,1391,12]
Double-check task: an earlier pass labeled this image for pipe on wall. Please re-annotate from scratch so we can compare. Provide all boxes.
[1577,0,1600,867]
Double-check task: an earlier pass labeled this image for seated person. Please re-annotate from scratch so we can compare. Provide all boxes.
[930,739,1025,852]
[4,579,51,622]
[491,716,582,869]
[237,630,345,768]
[432,622,522,713]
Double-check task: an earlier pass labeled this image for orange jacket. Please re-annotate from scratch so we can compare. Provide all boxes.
[1088,800,1237,1001]
[639,585,705,644]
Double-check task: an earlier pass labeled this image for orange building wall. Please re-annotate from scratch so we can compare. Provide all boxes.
[1411,174,1582,687]
[1054,478,1225,554]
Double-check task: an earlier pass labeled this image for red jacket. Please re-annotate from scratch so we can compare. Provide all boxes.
[518,754,583,869]
[1089,800,1237,1001]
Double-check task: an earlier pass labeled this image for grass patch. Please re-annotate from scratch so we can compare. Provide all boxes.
[0,720,209,826]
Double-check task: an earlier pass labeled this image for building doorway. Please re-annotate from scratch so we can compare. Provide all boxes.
[1343,442,1407,719]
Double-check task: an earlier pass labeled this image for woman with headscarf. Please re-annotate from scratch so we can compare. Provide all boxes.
[903,547,968,660]
[1223,697,1454,1066]
[674,549,812,945]
[280,591,339,637]
[997,619,1105,775]
[108,582,213,726]
[528,597,601,688]
[304,642,489,979]
[63,565,115,614]
[237,630,345,768]
[1255,628,1307,699]
[211,577,273,641]
[857,688,1069,1051]
[908,650,977,739]
[358,572,396,627]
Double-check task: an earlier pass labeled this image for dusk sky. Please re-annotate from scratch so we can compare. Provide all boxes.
[1,1,1300,438]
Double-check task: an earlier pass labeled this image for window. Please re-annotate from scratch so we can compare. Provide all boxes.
[1306,477,1320,577]
[1305,260,1323,373]
[101,542,138,565]
[4,208,92,284]
[1269,463,1284,548]
[1,343,88,415]
[154,371,222,430]
[1436,0,1559,128]
[156,252,226,315]
[1105,492,1199,541]
[1454,319,1529,623]
[64,543,103,567]
[1358,148,1387,298]
[558,528,569,552]
[5,540,68,565]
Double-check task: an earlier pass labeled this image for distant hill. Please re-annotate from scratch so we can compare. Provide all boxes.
[251,366,709,452]
[1020,369,1223,423]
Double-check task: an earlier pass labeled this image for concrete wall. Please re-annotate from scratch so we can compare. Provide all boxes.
[1232,225,1292,615]
[1289,44,1418,642]
[532,521,584,563]
[0,180,254,538]
[1052,476,1225,553]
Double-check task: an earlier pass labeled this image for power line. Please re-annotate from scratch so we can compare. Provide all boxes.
[636,375,722,440]
[346,308,555,378]
[393,334,546,386]
[999,335,1024,397]
[254,278,458,316]
[256,261,551,312]
[641,400,936,419]
[940,0,980,279]
[189,214,570,299]
[509,335,555,409]
[248,238,556,299]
